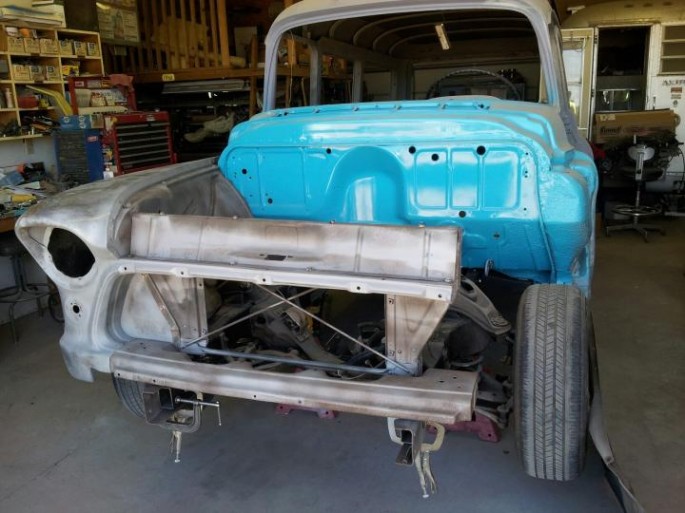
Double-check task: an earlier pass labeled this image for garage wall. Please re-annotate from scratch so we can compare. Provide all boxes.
[364,62,541,102]
[1,137,57,326]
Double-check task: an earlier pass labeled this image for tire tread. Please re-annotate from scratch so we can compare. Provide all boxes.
[112,376,146,418]
[515,284,588,481]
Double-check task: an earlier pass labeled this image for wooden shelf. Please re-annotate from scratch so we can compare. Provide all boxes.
[0,22,104,126]
[6,52,59,58]
[18,106,55,111]
[14,80,63,84]
[0,134,49,142]
[60,54,101,60]
[134,65,310,84]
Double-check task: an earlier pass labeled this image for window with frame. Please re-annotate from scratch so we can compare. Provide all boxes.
[661,25,685,74]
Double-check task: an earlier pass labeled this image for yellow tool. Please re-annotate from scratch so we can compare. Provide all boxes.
[11,194,35,203]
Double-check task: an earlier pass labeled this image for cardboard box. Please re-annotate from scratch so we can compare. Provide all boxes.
[7,36,25,53]
[44,64,60,81]
[23,37,40,54]
[31,4,66,28]
[12,63,30,81]
[72,40,86,56]
[593,110,678,144]
[0,0,31,7]
[28,64,44,81]
[61,63,79,78]
[86,41,99,57]
[59,39,73,55]
[39,38,58,55]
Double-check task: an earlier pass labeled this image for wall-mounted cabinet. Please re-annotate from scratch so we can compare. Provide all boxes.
[0,24,104,142]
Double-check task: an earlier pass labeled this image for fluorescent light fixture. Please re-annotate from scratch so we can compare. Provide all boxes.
[434,23,450,51]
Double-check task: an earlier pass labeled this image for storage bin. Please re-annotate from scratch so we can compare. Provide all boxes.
[17,95,39,109]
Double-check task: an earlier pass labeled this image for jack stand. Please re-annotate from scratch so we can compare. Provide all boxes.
[388,418,446,498]
[170,430,183,463]
[275,403,337,419]
[439,412,500,443]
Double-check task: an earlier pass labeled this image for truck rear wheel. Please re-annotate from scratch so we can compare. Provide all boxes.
[514,284,589,481]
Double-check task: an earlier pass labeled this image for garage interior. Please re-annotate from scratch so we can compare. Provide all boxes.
[0,1,684,512]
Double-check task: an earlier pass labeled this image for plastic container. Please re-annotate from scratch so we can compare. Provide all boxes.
[17,95,39,109]
[3,87,14,108]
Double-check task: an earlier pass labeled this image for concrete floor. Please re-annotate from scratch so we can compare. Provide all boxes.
[0,218,682,513]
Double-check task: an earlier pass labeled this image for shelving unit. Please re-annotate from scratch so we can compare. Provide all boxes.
[0,24,104,142]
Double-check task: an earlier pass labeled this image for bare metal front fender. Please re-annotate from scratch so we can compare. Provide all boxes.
[14,158,250,381]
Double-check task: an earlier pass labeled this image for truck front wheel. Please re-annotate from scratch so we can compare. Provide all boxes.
[514,284,589,481]
[112,376,146,418]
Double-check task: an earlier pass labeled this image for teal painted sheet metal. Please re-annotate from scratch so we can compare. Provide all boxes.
[218,97,597,291]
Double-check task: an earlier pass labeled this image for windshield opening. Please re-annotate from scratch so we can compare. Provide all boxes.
[272,9,544,108]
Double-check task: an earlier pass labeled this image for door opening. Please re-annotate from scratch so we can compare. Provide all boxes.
[595,26,650,112]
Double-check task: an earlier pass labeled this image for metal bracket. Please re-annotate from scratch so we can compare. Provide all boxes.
[451,277,510,335]
[385,296,450,376]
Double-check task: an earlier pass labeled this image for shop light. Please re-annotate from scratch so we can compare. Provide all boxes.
[434,23,450,51]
